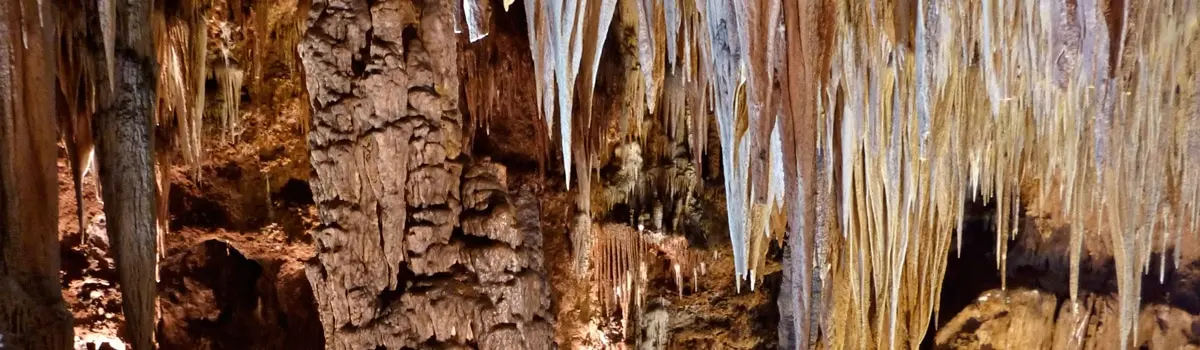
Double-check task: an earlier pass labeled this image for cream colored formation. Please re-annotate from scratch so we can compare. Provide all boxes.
[587,224,705,336]
[459,0,1200,348]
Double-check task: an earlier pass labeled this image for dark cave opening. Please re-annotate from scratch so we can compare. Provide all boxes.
[921,199,1003,348]
[274,178,314,207]
[920,196,1200,347]
[158,239,264,349]
[169,182,231,230]
[158,239,323,349]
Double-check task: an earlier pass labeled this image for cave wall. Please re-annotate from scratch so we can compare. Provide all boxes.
[299,0,553,348]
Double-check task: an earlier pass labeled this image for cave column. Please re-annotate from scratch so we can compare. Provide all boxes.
[0,0,75,348]
[92,0,159,348]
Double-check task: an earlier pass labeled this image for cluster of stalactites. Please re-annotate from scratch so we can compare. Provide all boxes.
[474,1,1200,347]
[823,2,953,347]
[511,0,788,292]
[152,1,209,176]
[1099,2,1200,348]
[149,0,302,177]
[147,0,302,179]
[213,65,245,144]
[518,0,618,197]
[821,0,1200,348]
[590,224,706,337]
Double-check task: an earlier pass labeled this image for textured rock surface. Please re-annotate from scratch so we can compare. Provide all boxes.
[92,0,160,345]
[935,289,1059,349]
[639,298,671,350]
[0,0,77,347]
[936,288,1200,349]
[299,1,552,347]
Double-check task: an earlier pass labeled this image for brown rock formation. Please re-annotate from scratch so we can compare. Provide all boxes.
[0,0,75,347]
[92,1,160,348]
[299,1,552,348]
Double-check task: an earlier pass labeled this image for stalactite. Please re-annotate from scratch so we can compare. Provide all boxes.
[663,0,682,72]
[809,0,1200,347]
[462,0,492,42]
[522,0,622,197]
[685,3,710,171]
[464,43,495,149]
[189,9,208,177]
[633,0,665,114]
[739,2,782,228]
[704,0,753,287]
[768,115,785,237]
[524,0,554,182]
[214,65,245,144]
[588,223,705,341]
[153,12,191,147]
[576,0,618,134]
[551,0,581,191]
[56,8,99,251]
[1,0,76,346]
[250,1,268,100]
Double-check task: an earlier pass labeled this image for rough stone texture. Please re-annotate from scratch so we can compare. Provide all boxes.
[1133,304,1200,349]
[1051,295,1200,350]
[640,298,671,350]
[1050,293,1123,350]
[299,1,552,348]
[92,0,160,347]
[935,289,1058,349]
[0,0,76,348]
[937,288,1200,349]
[155,230,324,350]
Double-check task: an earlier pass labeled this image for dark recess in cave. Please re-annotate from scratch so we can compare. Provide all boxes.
[922,197,1200,348]
[159,240,263,349]
[275,178,314,207]
[169,182,231,230]
[158,239,322,349]
[922,199,1003,349]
